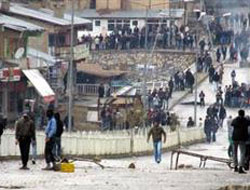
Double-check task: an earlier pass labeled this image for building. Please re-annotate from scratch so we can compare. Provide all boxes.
[77,8,184,37]
[45,0,170,11]
[0,2,91,58]
[0,13,50,121]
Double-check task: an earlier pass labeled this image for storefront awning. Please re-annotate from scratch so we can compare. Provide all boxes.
[22,69,55,103]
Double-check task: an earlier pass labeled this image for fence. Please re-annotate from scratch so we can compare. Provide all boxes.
[76,84,119,96]
[0,126,205,157]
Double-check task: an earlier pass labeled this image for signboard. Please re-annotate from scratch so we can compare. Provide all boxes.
[73,44,90,61]
[0,67,21,82]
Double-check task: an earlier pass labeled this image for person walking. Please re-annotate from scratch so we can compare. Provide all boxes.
[15,112,35,170]
[42,110,57,170]
[147,121,166,164]
[231,110,250,174]
[54,112,64,161]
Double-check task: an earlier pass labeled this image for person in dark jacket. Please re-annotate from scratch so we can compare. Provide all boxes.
[54,113,64,160]
[147,121,166,164]
[208,65,215,83]
[15,112,35,170]
[0,115,7,144]
[168,77,174,98]
[187,117,195,127]
[204,115,212,143]
[98,83,105,98]
[219,105,227,128]
[231,110,250,174]
[185,69,195,93]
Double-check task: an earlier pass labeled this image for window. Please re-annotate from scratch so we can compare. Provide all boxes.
[0,92,2,113]
[132,20,138,26]
[95,20,101,27]
[90,0,96,9]
[8,92,15,112]
[57,34,66,46]
[123,20,130,29]
[117,20,123,30]
[108,20,115,31]
[49,34,56,47]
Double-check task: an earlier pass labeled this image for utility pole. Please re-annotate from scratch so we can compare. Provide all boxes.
[68,0,74,132]
[141,1,150,126]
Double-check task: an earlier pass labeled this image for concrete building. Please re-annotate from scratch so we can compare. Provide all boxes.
[0,13,45,121]
[77,8,184,37]
[0,2,91,58]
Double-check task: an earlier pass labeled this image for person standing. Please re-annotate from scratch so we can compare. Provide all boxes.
[231,110,250,174]
[204,115,212,143]
[54,112,64,160]
[227,116,233,158]
[231,70,236,85]
[199,90,205,107]
[147,121,166,163]
[15,113,35,170]
[42,110,57,170]
[219,105,227,128]
[0,114,7,144]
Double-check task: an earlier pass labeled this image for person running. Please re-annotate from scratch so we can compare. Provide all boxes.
[15,112,35,170]
[231,110,250,174]
[147,121,166,164]
[42,110,57,170]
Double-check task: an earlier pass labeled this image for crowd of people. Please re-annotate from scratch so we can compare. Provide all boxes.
[81,24,198,51]
[14,109,64,170]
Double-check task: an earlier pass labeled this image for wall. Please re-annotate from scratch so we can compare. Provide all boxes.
[125,0,170,10]
[96,0,122,11]
[88,50,195,76]
[0,127,205,157]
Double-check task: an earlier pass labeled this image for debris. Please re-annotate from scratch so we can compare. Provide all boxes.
[128,163,136,169]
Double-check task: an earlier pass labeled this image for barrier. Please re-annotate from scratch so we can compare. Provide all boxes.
[0,127,205,157]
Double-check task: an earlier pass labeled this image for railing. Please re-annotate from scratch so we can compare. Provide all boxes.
[77,84,120,96]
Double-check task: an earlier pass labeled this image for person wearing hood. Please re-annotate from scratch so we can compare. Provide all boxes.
[231,110,250,174]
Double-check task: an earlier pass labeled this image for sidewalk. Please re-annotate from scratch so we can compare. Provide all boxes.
[168,58,220,110]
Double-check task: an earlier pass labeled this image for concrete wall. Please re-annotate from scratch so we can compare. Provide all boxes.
[96,0,122,10]
[0,127,205,157]
[126,0,170,10]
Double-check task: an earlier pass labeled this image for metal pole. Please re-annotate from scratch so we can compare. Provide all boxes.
[68,0,74,132]
[194,26,198,126]
[142,6,149,126]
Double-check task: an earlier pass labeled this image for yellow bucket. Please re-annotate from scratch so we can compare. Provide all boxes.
[60,162,75,173]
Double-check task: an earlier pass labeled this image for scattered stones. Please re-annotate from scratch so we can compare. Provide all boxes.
[128,163,136,169]
[218,185,250,190]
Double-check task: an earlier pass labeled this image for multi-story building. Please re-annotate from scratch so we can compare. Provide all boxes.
[0,13,49,121]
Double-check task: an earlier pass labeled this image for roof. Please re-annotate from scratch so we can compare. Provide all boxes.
[27,48,62,68]
[0,13,44,32]
[77,63,127,78]
[112,86,137,97]
[22,69,55,103]
[7,3,91,26]
[77,9,184,19]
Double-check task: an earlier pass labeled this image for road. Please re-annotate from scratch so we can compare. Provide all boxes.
[1,63,250,190]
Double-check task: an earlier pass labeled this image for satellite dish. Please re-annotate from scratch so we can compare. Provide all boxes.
[14,47,25,59]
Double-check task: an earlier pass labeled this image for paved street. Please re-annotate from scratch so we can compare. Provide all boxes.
[1,63,250,190]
